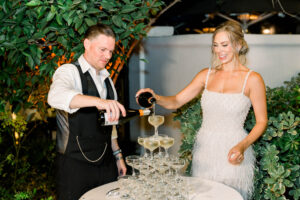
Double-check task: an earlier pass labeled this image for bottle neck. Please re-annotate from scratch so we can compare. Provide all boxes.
[138,109,152,116]
[149,97,156,104]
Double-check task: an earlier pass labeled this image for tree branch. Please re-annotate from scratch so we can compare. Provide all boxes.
[146,0,181,31]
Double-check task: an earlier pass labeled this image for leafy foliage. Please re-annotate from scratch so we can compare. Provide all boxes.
[0,105,56,199]
[174,73,300,200]
[0,0,176,198]
[0,0,166,115]
[173,95,201,173]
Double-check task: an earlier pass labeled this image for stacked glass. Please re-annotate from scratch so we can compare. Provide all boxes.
[107,135,191,200]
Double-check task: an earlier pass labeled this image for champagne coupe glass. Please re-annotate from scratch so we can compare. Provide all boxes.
[143,137,160,160]
[148,115,165,137]
[117,175,134,199]
[137,136,149,158]
[160,136,175,158]
[155,134,167,158]
[171,158,186,180]
[125,155,139,177]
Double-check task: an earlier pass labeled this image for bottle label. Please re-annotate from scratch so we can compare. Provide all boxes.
[141,109,151,116]
[104,113,119,126]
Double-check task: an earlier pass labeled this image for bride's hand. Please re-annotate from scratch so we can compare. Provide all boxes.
[135,88,157,104]
[135,88,156,98]
[228,143,245,165]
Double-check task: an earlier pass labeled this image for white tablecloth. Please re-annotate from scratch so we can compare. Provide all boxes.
[80,177,243,200]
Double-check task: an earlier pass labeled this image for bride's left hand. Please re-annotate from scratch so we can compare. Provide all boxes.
[228,143,245,165]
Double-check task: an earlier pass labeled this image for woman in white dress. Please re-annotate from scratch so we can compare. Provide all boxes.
[136,21,267,199]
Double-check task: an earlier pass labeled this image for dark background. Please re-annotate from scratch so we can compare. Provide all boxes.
[153,0,300,34]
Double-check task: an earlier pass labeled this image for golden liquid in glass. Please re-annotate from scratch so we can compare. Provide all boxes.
[160,137,174,149]
[148,115,164,127]
[137,138,144,146]
[144,139,159,152]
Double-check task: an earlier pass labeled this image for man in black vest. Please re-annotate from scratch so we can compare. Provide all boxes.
[48,24,127,200]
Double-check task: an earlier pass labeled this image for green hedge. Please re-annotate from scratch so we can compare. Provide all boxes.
[174,73,300,200]
[0,0,169,199]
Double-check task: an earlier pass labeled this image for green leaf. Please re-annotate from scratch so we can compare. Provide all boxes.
[80,2,87,11]
[139,58,149,63]
[120,5,137,13]
[100,2,115,10]
[36,6,47,19]
[289,188,300,200]
[25,54,34,69]
[48,24,60,31]
[84,18,97,27]
[47,32,57,41]
[78,25,85,35]
[32,32,44,39]
[1,1,8,14]
[87,8,101,14]
[57,36,68,47]
[283,179,293,187]
[46,12,56,22]
[72,0,82,6]
[26,0,42,7]
[67,28,76,38]
[122,0,131,4]
[290,165,300,171]
[265,177,276,184]
[112,15,123,28]
[15,36,28,44]
[65,10,76,25]
[74,17,83,30]
[2,42,15,48]
[39,63,48,72]
[134,23,146,32]
[56,14,63,25]
[0,35,5,43]
[71,43,84,52]
[120,30,132,39]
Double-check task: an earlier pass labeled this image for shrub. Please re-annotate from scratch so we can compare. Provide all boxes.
[174,73,300,200]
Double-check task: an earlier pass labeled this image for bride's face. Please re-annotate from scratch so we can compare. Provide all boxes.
[213,31,236,65]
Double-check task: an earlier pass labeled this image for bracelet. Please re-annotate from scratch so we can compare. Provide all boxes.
[113,149,122,156]
[115,154,123,161]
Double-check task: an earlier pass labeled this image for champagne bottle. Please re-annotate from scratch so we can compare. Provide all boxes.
[137,92,156,108]
[99,109,152,126]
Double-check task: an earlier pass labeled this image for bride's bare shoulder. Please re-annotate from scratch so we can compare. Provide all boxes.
[197,67,210,77]
[248,70,265,88]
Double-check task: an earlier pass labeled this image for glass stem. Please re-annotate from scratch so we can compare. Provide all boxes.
[165,148,169,158]
[154,126,158,136]
[132,166,136,176]
[143,147,149,158]
[150,151,154,160]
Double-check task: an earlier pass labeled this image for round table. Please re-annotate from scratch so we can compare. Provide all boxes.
[79,177,243,200]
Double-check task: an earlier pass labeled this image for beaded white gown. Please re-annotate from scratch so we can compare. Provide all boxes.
[192,69,255,200]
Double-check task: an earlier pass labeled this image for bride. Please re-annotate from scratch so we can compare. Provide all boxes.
[136,21,268,199]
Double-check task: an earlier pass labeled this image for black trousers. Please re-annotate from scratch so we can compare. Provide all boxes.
[56,153,118,200]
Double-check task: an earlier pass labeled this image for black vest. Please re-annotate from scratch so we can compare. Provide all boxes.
[63,62,115,165]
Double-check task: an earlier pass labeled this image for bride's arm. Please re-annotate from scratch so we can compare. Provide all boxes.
[242,72,268,148]
[136,68,209,110]
[228,72,268,165]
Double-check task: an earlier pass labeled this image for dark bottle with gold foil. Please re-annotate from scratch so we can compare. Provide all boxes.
[136,92,156,108]
[99,109,152,126]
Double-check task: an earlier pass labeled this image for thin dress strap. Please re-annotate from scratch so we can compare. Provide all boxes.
[204,68,211,89]
[242,70,252,94]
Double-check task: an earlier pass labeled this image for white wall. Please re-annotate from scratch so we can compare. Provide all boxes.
[128,34,300,155]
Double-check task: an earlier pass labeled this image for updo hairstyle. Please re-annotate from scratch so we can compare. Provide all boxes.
[211,21,249,68]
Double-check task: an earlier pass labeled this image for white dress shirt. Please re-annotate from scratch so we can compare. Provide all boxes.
[47,54,117,114]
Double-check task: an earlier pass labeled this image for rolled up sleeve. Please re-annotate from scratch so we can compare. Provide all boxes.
[47,64,82,114]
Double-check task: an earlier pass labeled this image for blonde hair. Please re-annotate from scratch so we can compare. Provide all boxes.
[211,21,249,68]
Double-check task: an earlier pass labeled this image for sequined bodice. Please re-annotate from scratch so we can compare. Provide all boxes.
[200,89,251,132]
